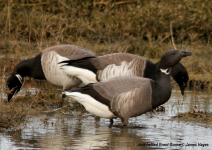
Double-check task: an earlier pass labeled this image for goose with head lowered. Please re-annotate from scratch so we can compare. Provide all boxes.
[60,51,189,96]
[6,45,98,102]
[169,62,188,95]
[63,50,192,126]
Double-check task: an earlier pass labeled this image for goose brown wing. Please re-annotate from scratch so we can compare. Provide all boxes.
[110,87,152,119]
[42,45,98,60]
[96,58,147,81]
[90,53,147,70]
[92,76,153,118]
[93,76,151,101]
[70,76,153,115]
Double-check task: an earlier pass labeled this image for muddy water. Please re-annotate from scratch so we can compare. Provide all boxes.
[0,80,212,150]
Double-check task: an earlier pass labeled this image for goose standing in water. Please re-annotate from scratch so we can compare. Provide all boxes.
[6,45,98,102]
[60,51,189,96]
[63,50,192,126]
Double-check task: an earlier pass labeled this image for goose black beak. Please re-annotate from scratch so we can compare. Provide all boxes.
[7,76,23,102]
[181,51,192,57]
[8,90,17,102]
[7,85,22,102]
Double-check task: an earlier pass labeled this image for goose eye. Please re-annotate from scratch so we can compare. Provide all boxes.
[172,53,175,55]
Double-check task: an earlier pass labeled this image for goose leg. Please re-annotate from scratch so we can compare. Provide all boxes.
[58,92,66,107]
[121,118,128,126]
[95,116,100,123]
[110,119,114,125]
[62,93,66,98]
[108,119,114,128]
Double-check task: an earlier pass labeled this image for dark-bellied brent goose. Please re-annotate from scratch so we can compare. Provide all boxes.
[63,50,192,126]
[6,45,98,102]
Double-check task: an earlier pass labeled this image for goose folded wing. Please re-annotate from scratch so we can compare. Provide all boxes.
[96,58,147,81]
[90,53,146,70]
[44,45,98,60]
[92,76,152,106]
[110,87,152,119]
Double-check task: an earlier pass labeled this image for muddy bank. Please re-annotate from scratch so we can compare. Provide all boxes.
[0,84,85,128]
[173,110,212,125]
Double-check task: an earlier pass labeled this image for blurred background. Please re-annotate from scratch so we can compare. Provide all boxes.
[0,0,211,89]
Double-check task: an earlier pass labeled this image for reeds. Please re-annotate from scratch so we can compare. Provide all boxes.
[1,0,212,47]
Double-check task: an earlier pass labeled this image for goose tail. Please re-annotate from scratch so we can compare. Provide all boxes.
[63,91,83,101]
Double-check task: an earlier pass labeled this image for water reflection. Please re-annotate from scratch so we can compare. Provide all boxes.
[167,88,212,116]
[0,80,212,150]
[1,112,212,150]
[1,115,149,150]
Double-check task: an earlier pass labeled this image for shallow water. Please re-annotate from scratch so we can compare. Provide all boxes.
[0,80,212,150]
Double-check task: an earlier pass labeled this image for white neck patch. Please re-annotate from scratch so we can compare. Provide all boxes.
[15,74,23,84]
[160,68,171,75]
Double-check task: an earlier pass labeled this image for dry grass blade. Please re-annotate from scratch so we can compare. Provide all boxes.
[88,0,137,6]
[43,104,71,113]
[170,21,177,50]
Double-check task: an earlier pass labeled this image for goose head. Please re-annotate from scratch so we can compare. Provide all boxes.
[159,50,192,71]
[6,74,23,102]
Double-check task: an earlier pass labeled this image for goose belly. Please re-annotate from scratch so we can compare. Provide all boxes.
[65,92,115,118]
[41,51,81,89]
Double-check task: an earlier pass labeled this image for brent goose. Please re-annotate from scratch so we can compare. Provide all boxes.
[60,52,189,95]
[63,50,192,126]
[6,45,98,102]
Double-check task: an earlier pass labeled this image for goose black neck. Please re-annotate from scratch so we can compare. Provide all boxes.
[13,53,46,80]
[143,60,157,80]
[151,69,172,109]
